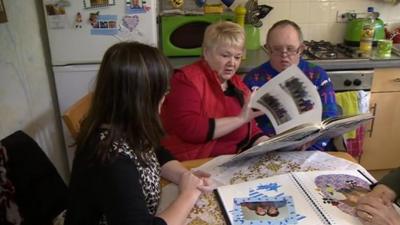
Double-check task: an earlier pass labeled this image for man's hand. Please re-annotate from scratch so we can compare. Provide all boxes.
[356,195,400,225]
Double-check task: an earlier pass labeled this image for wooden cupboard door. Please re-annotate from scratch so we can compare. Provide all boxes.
[372,68,400,92]
[361,92,400,170]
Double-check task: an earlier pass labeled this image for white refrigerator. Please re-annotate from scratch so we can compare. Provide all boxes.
[42,0,158,169]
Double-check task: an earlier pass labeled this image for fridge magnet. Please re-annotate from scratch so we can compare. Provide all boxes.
[89,11,99,27]
[122,15,139,32]
[125,0,151,14]
[84,0,115,9]
[75,12,83,28]
[195,0,206,8]
[0,0,7,23]
[90,14,118,35]
[44,1,68,29]
[170,0,184,8]
[116,15,146,42]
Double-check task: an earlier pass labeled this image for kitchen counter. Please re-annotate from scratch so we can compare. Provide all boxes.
[167,48,400,72]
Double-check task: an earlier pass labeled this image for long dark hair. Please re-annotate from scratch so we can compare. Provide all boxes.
[75,42,172,163]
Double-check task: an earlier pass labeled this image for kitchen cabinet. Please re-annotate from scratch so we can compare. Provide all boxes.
[361,68,400,170]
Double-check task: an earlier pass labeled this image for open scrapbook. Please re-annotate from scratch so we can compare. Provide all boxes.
[223,65,373,165]
[214,170,386,225]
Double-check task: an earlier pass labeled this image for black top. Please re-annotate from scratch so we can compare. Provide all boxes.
[379,167,400,204]
[64,131,174,225]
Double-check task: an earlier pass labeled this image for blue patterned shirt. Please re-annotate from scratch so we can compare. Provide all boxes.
[243,59,339,150]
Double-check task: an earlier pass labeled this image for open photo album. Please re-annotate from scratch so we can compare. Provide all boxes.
[214,170,389,225]
[225,65,373,165]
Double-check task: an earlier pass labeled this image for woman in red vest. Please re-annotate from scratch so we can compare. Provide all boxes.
[161,21,270,161]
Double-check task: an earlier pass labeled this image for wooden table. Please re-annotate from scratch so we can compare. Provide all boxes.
[180,151,356,170]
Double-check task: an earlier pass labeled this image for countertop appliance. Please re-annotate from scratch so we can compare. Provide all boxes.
[42,0,157,169]
[160,14,234,56]
[343,11,385,47]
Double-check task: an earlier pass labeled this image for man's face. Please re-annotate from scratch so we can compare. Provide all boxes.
[267,25,304,72]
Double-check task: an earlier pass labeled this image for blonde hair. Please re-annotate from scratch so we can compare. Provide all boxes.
[202,21,245,54]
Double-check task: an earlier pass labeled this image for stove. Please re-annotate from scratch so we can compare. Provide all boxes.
[302,40,368,60]
[302,40,373,91]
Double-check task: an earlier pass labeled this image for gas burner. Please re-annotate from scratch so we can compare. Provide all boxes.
[315,51,337,59]
[302,40,368,60]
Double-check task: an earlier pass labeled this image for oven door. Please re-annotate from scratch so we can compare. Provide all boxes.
[328,70,373,92]
[327,70,373,158]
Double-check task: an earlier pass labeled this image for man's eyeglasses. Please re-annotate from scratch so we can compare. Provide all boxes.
[264,45,303,56]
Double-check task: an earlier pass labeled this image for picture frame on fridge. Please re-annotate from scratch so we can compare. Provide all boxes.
[0,0,7,23]
[84,0,116,9]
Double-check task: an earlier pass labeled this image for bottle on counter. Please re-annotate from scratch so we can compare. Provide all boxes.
[235,5,247,59]
[359,7,376,55]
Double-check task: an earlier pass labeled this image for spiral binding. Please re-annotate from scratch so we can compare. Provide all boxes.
[290,173,335,225]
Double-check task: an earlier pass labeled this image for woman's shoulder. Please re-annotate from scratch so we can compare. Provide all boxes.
[172,60,211,88]
[177,60,207,78]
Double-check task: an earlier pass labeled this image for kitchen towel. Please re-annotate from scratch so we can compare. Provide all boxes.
[335,91,359,139]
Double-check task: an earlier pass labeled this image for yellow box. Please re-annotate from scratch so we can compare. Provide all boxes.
[204,4,224,14]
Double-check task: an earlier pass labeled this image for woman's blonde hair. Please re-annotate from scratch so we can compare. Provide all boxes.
[202,21,245,53]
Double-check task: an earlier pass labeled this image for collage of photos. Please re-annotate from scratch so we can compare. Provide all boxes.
[280,77,315,114]
[315,174,370,216]
[256,93,291,125]
[90,14,118,35]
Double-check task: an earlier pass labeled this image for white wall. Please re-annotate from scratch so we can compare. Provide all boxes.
[0,0,69,181]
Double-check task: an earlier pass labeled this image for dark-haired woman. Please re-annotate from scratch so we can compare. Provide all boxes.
[64,42,212,225]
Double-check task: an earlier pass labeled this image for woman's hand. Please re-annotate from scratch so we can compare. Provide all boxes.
[239,92,264,123]
[356,195,400,225]
[178,171,203,198]
[192,170,215,192]
[213,91,263,139]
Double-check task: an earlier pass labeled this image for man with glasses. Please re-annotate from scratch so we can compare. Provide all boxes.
[243,19,339,150]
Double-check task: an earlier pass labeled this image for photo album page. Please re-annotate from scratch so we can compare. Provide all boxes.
[249,64,322,135]
[214,170,386,225]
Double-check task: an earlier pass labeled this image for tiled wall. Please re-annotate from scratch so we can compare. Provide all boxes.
[160,0,400,44]
[256,0,400,44]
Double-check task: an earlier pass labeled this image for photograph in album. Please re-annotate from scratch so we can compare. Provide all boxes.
[214,170,386,225]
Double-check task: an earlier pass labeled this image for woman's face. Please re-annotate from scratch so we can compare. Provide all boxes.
[203,43,243,83]
[255,206,267,216]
